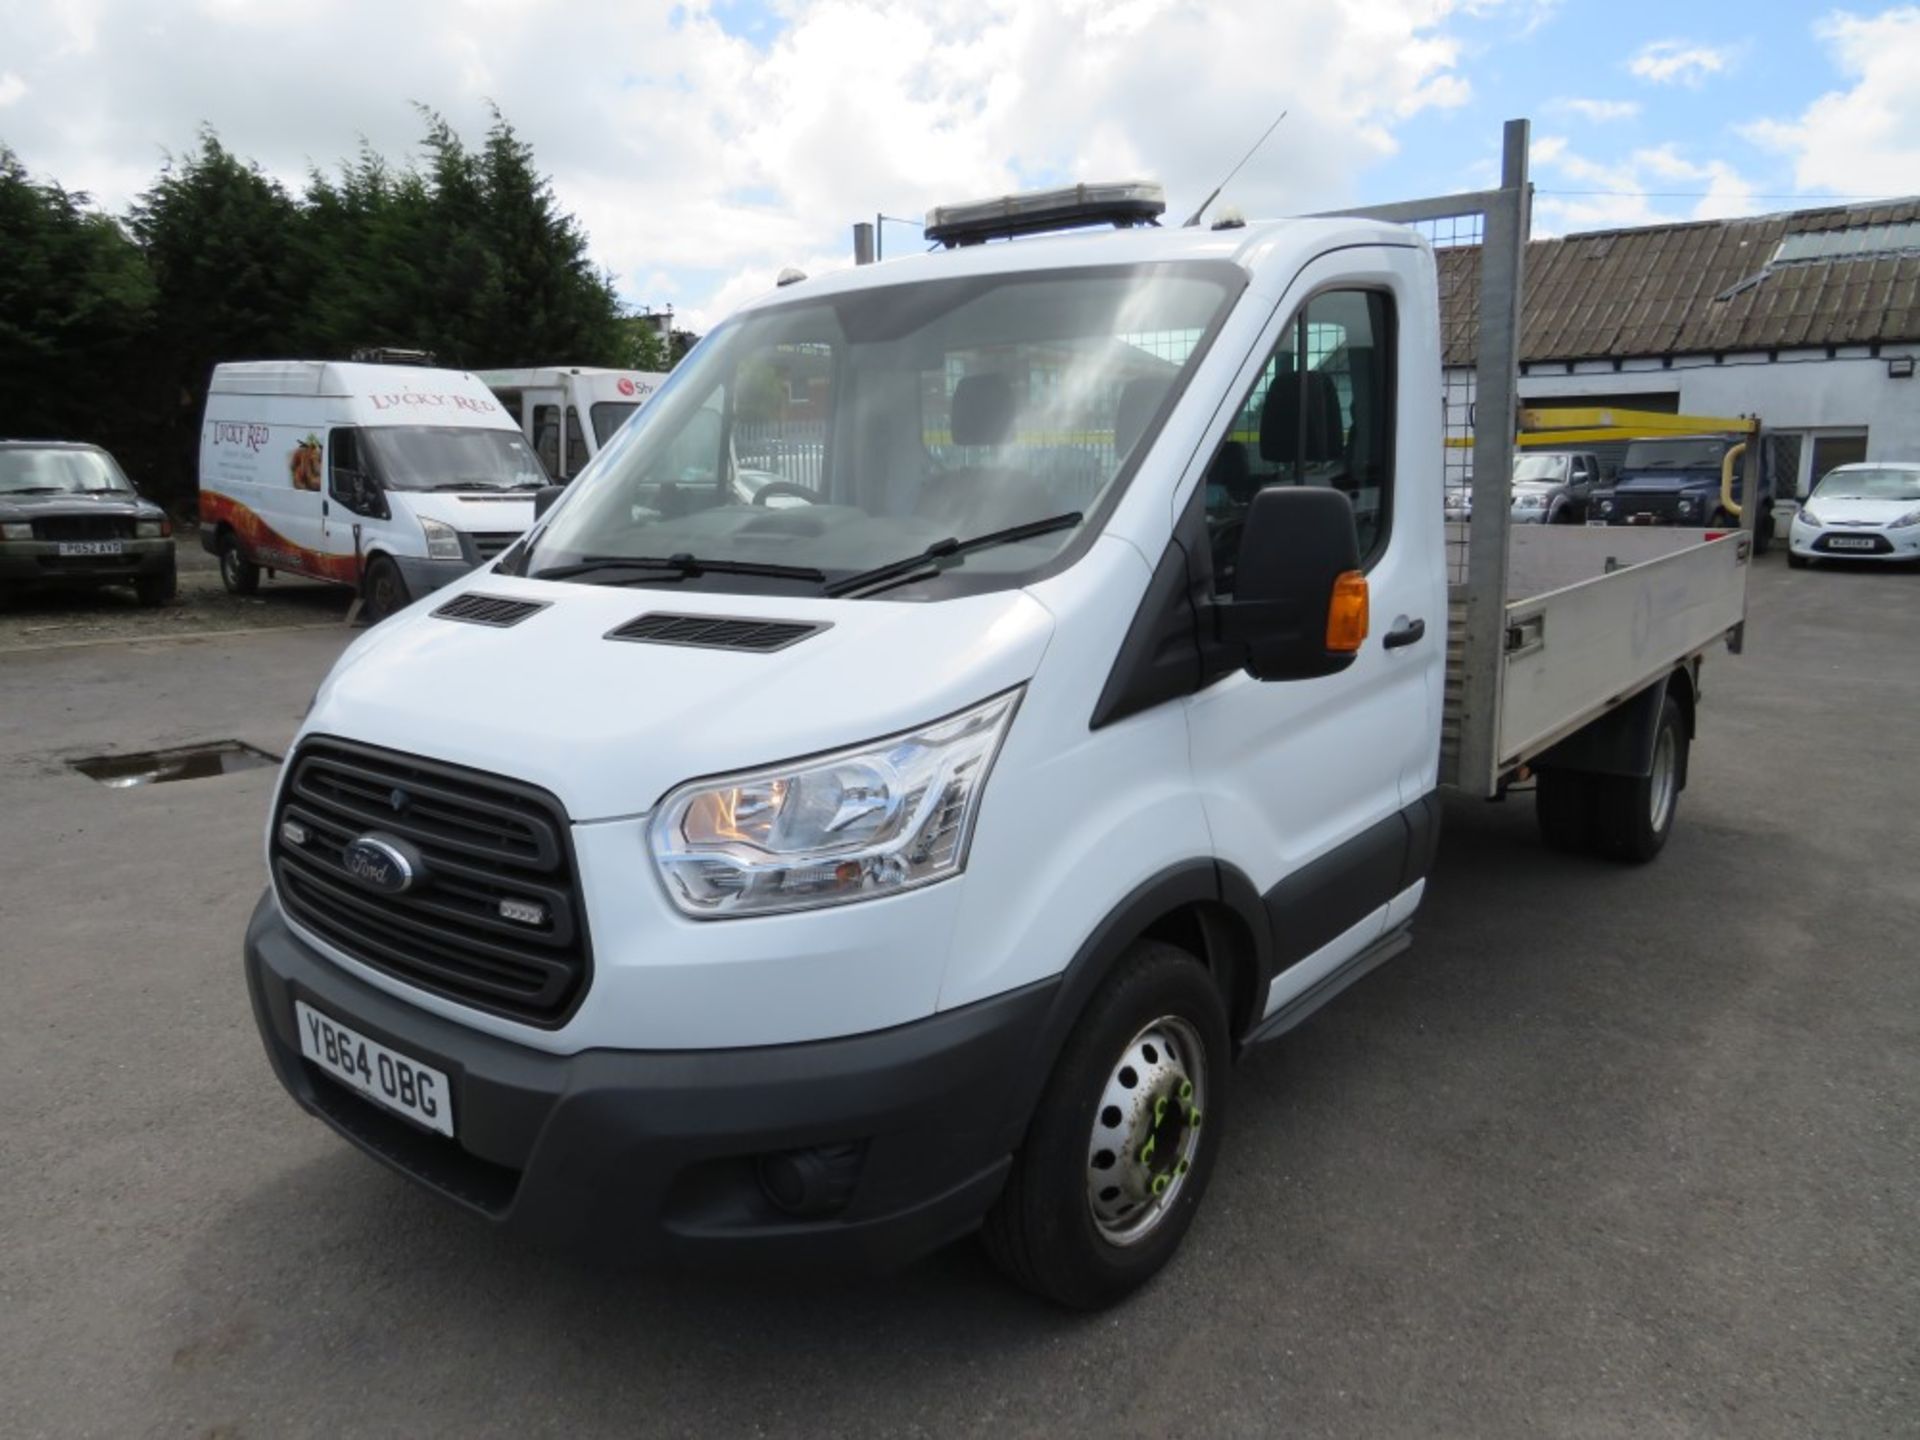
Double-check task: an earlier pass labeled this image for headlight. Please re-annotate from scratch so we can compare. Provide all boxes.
[1889,509,1920,529]
[419,516,464,561]
[1796,506,1823,528]
[1676,497,1695,517]
[1599,499,1614,516]
[135,518,170,539]
[1516,494,1544,508]
[650,690,1020,917]
[0,522,31,541]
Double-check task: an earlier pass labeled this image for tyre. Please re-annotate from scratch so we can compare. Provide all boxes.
[1788,550,1810,570]
[1534,767,1595,853]
[218,530,260,596]
[1753,505,1775,555]
[135,562,177,607]
[983,940,1230,1309]
[361,555,410,623]
[1591,691,1687,864]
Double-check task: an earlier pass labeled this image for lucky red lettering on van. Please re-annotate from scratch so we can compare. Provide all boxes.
[212,421,271,452]
[368,392,499,414]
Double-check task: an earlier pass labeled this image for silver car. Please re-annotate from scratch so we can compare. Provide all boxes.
[1510,451,1600,524]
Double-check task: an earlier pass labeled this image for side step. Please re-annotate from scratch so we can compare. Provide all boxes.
[1242,924,1413,1047]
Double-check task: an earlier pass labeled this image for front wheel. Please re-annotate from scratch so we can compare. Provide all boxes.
[1753,506,1775,555]
[982,940,1230,1309]
[1788,550,1811,570]
[218,531,259,596]
[360,555,410,623]
[1592,691,1687,863]
[135,562,177,607]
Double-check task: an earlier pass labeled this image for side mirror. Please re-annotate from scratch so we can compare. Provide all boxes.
[1208,487,1369,682]
[533,484,567,520]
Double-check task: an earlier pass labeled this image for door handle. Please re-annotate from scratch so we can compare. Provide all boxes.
[1383,616,1426,650]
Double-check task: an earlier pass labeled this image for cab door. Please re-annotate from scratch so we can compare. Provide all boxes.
[1182,247,1443,1013]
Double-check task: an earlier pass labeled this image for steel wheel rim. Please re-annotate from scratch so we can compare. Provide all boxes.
[1086,1015,1207,1247]
[221,546,239,587]
[1649,724,1678,833]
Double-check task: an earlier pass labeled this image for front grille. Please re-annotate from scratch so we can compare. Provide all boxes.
[469,532,520,561]
[273,738,591,1027]
[607,612,827,652]
[1612,493,1680,523]
[433,592,548,628]
[32,514,136,541]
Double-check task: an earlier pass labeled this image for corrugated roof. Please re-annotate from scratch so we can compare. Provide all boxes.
[1439,198,1920,366]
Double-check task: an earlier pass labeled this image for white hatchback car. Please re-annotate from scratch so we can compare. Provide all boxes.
[1789,462,1920,568]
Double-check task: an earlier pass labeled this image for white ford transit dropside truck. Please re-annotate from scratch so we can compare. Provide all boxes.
[245,124,1753,1307]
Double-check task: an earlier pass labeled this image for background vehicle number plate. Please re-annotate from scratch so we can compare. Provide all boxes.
[58,541,125,556]
[294,1000,453,1136]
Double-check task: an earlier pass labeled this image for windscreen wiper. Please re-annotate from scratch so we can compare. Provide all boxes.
[533,552,827,584]
[824,512,1083,599]
[3,486,67,495]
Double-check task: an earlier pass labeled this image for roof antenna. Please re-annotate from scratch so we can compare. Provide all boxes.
[1183,109,1288,228]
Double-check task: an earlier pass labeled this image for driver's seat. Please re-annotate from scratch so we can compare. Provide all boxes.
[920,373,1026,529]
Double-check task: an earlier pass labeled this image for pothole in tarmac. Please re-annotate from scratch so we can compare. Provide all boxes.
[68,740,280,788]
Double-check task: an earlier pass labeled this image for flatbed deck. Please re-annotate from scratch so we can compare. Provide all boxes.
[1442,526,1750,794]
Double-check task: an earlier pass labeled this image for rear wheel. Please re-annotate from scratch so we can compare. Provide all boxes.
[1534,768,1596,852]
[983,940,1229,1309]
[1591,692,1687,864]
[360,555,409,623]
[218,531,259,596]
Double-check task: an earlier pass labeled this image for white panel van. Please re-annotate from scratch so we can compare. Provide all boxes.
[477,367,668,482]
[199,362,548,619]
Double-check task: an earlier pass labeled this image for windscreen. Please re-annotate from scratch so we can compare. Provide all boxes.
[590,402,639,445]
[360,426,549,491]
[1622,439,1725,471]
[1513,455,1569,482]
[529,262,1242,594]
[1812,467,1920,502]
[0,447,134,494]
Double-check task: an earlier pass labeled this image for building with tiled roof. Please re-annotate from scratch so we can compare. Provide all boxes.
[1439,200,1920,493]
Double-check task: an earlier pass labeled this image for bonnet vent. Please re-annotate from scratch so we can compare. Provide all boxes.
[606,613,826,653]
[432,593,551,628]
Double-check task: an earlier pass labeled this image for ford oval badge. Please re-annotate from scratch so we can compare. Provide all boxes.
[341,835,418,894]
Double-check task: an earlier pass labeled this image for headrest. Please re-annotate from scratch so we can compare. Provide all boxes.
[1260,369,1344,465]
[950,373,1016,447]
[1114,376,1173,460]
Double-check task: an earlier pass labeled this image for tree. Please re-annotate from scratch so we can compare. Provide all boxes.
[0,149,159,476]
[129,132,313,493]
[6,110,636,500]
[621,314,670,372]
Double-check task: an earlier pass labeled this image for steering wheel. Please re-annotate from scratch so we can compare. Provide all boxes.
[751,479,818,506]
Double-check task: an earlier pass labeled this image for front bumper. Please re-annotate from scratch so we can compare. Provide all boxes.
[0,538,173,586]
[391,554,477,598]
[244,892,1056,1270]
[1790,523,1920,560]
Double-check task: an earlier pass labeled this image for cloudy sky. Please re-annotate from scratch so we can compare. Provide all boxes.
[2,0,1915,331]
